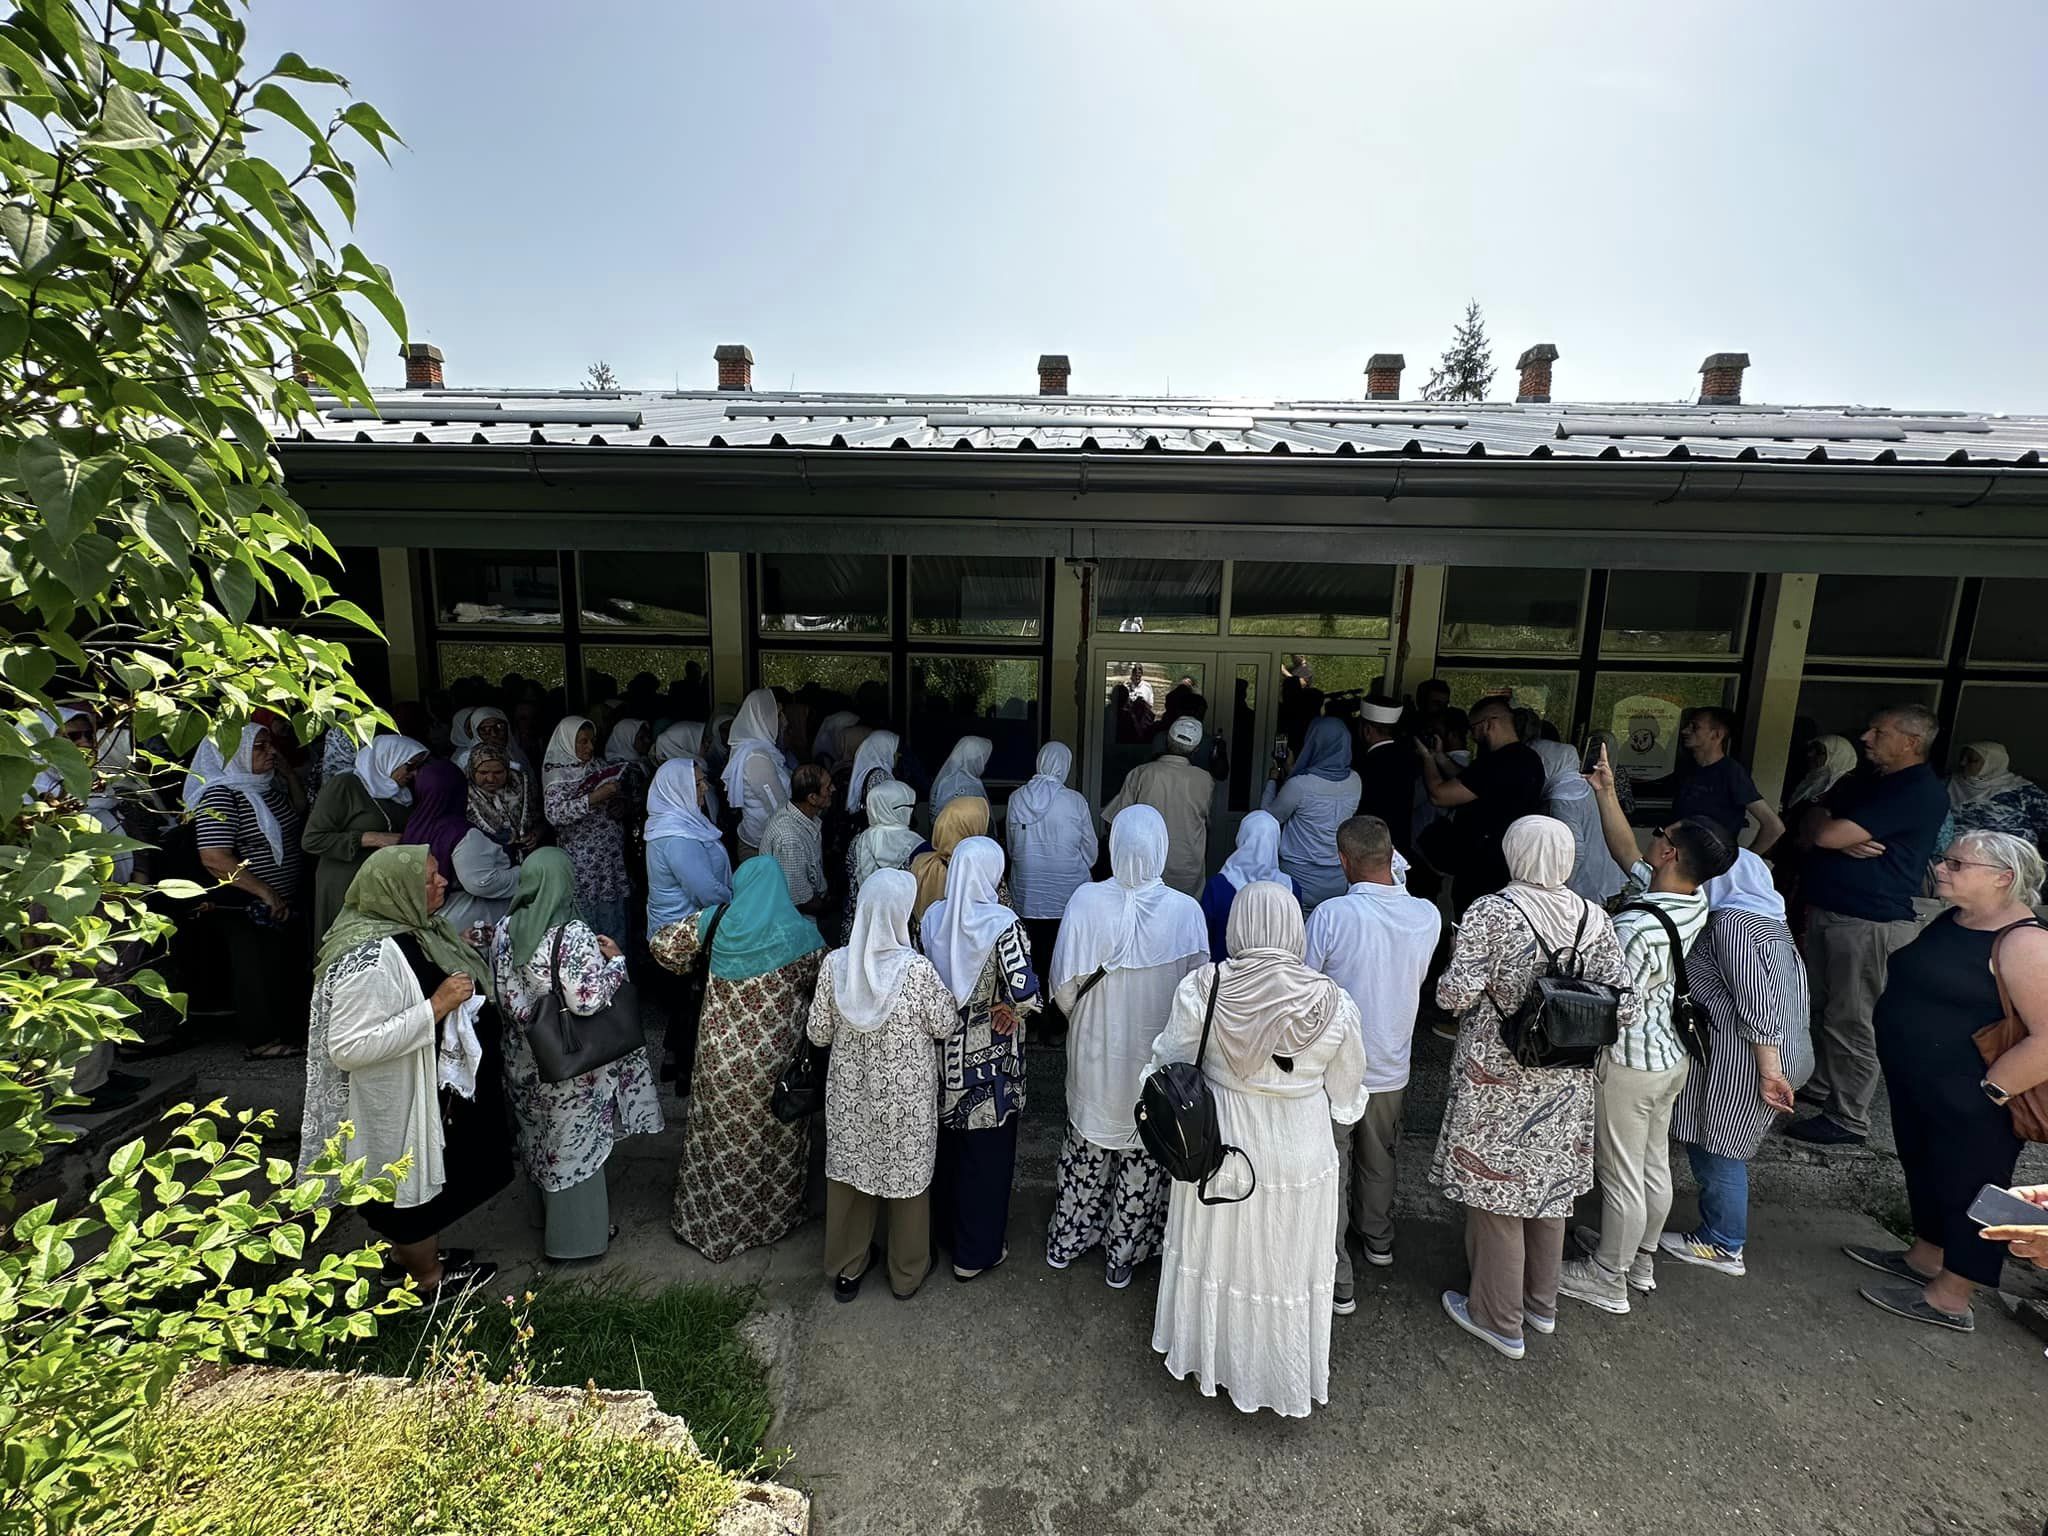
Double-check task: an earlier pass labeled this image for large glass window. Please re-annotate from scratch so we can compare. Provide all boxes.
[1807,575,1956,661]
[1094,559,1221,635]
[757,650,891,707]
[1099,656,1210,804]
[910,556,1043,637]
[757,554,889,635]
[1970,579,2048,666]
[1601,572,1749,656]
[1440,568,1584,653]
[1230,562,1394,639]
[582,644,711,708]
[579,552,708,632]
[434,550,561,626]
[1950,683,2048,782]
[908,657,1041,782]
[438,640,567,693]
[1793,678,1938,749]
[1438,668,1577,735]
[1589,672,1738,783]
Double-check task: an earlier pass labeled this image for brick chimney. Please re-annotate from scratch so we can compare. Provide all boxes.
[1698,352,1750,407]
[400,342,443,389]
[714,344,753,391]
[1038,354,1070,396]
[1515,343,1559,404]
[1364,353,1404,400]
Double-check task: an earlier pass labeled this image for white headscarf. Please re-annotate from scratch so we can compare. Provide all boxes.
[1498,814,1595,948]
[930,736,993,813]
[645,757,721,845]
[452,706,522,772]
[605,718,648,766]
[1219,809,1289,892]
[1050,805,1206,989]
[832,868,920,1032]
[1951,741,2029,809]
[1787,735,1857,809]
[721,688,783,807]
[854,779,924,887]
[542,717,595,788]
[811,710,861,766]
[1006,742,1073,827]
[651,721,705,766]
[1705,847,1788,921]
[448,706,479,762]
[1534,740,1591,804]
[1208,880,1341,1081]
[184,724,286,865]
[847,729,900,814]
[353,735,426,804]
[921,835,1017,1004]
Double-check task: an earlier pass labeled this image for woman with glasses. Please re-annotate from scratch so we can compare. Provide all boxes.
[1848,831,2048,1331]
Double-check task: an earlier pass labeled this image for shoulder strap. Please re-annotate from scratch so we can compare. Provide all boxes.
[700,901,728,965]
[1990,917,2047,1023]
[1072,963,1110,1005]
[1620,901,1692,998]
[1193,970,1223,1071]
[547,925,567,1004]
[1498,895,1563,969]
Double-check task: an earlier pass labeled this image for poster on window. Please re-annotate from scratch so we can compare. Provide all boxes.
[1608,693,1682,780]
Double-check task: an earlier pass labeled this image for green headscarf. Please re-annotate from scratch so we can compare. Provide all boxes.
[313,843,495,1001]
[702,856,824,980]
[506,846,583,968]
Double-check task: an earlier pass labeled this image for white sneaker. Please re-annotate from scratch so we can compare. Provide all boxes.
[1556,1257,1631,1315]
[1524,1309,1556,1336]
[1362,1241,1395,1269]
[1658,1230,1746,1277]
[1441,1290,1524,1360]
[1627,1249,1656,1294]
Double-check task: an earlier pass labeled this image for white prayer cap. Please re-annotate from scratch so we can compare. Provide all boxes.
[1360,699,1403,725]
[1167,717,1203,751]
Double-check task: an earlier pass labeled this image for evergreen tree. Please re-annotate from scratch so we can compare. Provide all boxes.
[584,359,620,390]
[1422,300,1496,402]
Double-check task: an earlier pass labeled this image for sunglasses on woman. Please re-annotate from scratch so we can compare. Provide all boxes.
[1932,855,2001,873]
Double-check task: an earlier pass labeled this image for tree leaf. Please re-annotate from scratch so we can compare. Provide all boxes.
[250,82,324,145]
[15,438,125,548]
[81,82,162,151]
[266,52,347,87]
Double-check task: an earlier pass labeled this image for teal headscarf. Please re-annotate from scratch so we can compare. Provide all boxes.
[313,843,494,1001]
[507,846,584,968]
[702,856,823,980]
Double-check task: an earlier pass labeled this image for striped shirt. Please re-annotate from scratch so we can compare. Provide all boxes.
[1608,861,1707,1073]
[195,781,304,898]
[760,803,825,906]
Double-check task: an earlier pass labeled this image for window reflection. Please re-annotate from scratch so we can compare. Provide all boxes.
[909,657,1041,782]
[434,551,561,626]
[758,554,889,635]
[910,556,1043,637]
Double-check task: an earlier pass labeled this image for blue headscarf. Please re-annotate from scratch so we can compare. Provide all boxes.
[1294,716,1354,783]
[701,856,824,980]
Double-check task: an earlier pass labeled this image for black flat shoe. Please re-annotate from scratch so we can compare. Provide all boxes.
[1780,1114,1865,1147]
[835,1244,879,1303]
[428,1257,498,1300]
[384,1246,476,1282]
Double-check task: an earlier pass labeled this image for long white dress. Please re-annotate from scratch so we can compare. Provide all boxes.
[1149,967,1367,1418]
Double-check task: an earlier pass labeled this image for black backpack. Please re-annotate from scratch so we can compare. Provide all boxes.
[1135,973,1257,1206]
[1617,900,1710,1066]
[1491,898,1624,1070]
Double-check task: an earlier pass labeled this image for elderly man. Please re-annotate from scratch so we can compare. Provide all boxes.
[1785,704,1951,1147]
[1675,707,1784,853]
[1102,715,1213,895]
[759,762,835,923]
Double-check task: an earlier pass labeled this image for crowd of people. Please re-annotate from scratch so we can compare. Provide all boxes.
[51,662,2048,1415]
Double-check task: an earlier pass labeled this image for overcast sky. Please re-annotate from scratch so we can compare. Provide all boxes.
[247,0,2048,410]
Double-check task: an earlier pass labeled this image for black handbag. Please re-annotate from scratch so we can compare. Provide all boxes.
[1618,900,1710,1066]
[1491,899,1624,1070]
[669,901,728,1048]
[527,926,645,1084]
[1135,973,1256,1207]
[771,1028,829,1123]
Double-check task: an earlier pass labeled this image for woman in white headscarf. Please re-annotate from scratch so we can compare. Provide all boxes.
[806,869,962,1302]
[930,736,993,816]
[1662,850,1811,1278]
[921,835,1041,1281]
[452,705,531,775]
[1430,815,1639,1362]
[301,734,431,939]
[1006,742,1097,1022]
[845,729,900,818]
[541,717,631,938]
[651,721,723,822]
[722,688,789,858]
[1533,740,1623,905]
[1941,741,2048,854]
[1047,806,1208,1286]
[1149,880,1367,1418]
[810,710,862,770]
[1199,810,1293,961]
[843,778,922,935]
[191,723,311,1058]
[1776,732,1863,936]
[644,756,734,1092]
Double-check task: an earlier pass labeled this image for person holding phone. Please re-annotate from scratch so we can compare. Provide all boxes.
[1848,830,2048,1331]
[1980,1184,2048,1269]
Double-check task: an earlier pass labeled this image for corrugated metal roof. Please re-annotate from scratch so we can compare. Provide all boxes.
[289,387,2048,467]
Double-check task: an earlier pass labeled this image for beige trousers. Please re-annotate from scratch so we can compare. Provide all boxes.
[1593,1057,1690,1275]
[1464,1208,1565,1341]
[824,1179,931,1297]
[1333,1088,1406,1291]
[1803,906,1919,1137]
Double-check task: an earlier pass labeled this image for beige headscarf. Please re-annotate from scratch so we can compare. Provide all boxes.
[1208,880,1340,1080]
[1950,741,2028,809]
[912,795,990,922]
[1787,734,1857,809]
[1496,814,1597,951]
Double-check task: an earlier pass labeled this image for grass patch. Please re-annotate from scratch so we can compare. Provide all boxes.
[292,1279,776,1472]
[93,1374,738,1536]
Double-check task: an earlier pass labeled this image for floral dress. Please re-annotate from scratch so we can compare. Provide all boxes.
[1428,891,1639,1219]
[490,918,663,1192]
[652,912,823,1261]
[805,954,959,1198]
[544,765,631,911]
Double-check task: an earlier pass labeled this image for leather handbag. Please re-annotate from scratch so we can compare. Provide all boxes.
[1491,900,1624,1070]
[771,1030,828,1123]
[669,901,728,1050]
[527,926,645,1084]
[1135,973,1256,1206]
[1973,917,2048,1143]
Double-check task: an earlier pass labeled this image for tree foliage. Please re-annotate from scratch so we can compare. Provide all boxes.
[583,359,618,391]
[1422,298,1496,403]
[0,0,418,1526]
